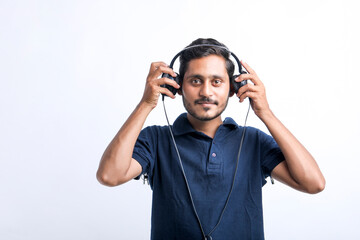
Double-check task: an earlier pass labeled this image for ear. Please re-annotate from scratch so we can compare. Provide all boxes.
[177,84,183,95]
[229,75,237,97]
[177,78,183,95]
[175,75,182,95]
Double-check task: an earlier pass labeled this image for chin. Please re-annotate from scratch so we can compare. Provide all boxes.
[183,98,228,122]
[189,110,222,121]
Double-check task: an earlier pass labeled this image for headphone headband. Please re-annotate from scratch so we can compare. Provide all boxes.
[161,43,247,96]
[168,44,241,73]
[182,44,230,51]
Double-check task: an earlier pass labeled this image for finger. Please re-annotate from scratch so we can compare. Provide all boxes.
[236,81,257,97]
[148,62,170,78]
[150,62,168,71]
[239,91,256,103]
[237,72,263,87]
[237,83,260,98]
[157,77,180,89]
[238,90,248,103]
[158,86,176,99]
[241,60,255,74]
[240,60,265,87]
[152,65,177,79]
[235,73,252,82]
[236,83,250,98]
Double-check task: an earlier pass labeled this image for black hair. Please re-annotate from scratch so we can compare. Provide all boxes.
[179,38,235,82]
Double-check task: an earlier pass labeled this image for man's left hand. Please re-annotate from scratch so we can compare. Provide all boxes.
[235,61,271,119]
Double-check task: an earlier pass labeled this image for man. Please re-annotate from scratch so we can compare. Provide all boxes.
[96,38,325,239]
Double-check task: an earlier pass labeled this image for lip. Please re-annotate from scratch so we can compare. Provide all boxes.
[195,98,218,106]
[197,102,215,107]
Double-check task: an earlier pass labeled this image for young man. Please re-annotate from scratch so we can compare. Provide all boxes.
[97,38,325,239]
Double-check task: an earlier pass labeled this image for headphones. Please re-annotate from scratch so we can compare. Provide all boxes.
[159,44,251,239]
[161,44,248,96]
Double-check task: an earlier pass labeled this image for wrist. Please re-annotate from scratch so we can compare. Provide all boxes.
[137,100,156,113]
[256,108,275,123]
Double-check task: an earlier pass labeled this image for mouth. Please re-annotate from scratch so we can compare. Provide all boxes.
[197,102,215,107]
[195,99,218,107]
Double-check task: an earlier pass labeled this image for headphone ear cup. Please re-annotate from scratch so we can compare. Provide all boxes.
[161,73,180,96]
[231,74,247,94]
[175,75,182,94]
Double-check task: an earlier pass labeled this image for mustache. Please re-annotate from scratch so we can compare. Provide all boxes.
[194,97,218,105]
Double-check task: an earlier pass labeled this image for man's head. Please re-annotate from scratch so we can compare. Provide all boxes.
[178,38,234,122]
[179,38,235,84]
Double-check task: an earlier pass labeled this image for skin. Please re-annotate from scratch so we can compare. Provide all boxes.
[236,61,325,193]
[97,55,325,194]
[180,55,231,137]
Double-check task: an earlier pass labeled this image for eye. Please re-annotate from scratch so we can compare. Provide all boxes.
[191,79,202,85]
[213,79,222,86]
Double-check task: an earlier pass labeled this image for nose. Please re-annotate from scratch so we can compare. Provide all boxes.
[199,81,213,97]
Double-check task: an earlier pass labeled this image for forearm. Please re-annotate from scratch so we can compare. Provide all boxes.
[236,61,325,193]
[97,102,152,186]
[259,109,325,193]
[96,62,178,186]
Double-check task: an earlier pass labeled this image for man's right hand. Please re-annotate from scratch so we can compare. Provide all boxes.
[140,62,179,109]
[97,62,179,186]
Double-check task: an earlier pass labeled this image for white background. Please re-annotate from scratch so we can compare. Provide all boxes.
[1,0,359,239]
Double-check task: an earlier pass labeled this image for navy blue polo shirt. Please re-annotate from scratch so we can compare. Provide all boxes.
[133,113,284,240]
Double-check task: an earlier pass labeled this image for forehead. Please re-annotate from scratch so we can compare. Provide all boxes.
[184,55,228,78]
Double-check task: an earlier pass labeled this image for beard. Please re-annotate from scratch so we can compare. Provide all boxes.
[182,95,229,121]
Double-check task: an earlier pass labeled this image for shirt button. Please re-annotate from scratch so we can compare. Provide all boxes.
[212,153,217,157]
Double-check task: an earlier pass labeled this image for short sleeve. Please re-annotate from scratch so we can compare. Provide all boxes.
[132,126,156,180]
[258,130,285,181]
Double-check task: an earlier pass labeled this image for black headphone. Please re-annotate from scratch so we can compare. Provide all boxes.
[161,44,248,96]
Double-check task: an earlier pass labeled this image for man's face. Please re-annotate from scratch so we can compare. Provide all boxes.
[181,55,230,121]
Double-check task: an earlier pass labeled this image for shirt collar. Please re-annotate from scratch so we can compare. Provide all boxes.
[172,113,238,136]
[222,116,239,129]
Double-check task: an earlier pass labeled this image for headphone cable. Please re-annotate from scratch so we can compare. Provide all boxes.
[162,97,207,239]
[162,97,251,240]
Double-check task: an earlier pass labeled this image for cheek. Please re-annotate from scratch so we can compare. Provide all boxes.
[218,85,231,97]
[181,85,196,99]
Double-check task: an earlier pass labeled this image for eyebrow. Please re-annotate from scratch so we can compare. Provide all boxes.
[185,74,226,80]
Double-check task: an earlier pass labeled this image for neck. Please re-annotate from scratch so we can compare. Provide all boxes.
[186,113,223,138]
